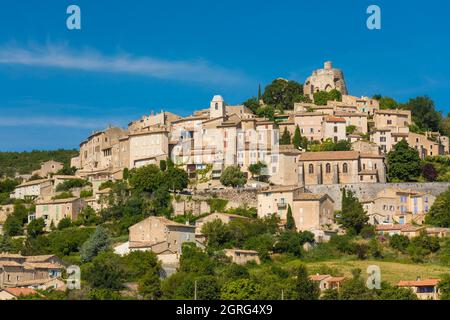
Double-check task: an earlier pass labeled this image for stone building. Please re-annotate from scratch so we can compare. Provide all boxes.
[304,61,348,99]
[31,160,64,178]
[297,151,386,186]
[257,186,336,240]
[0,254,65,290]
[35,198,85,230]
[362,188,435,225]
[128,216,197,255]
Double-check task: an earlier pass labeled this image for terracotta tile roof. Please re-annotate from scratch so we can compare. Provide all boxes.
[334,112,367,117]
[36,197,80,205]
[325,116,346,123]
[2,287,38,297]
[375,224,410,231]
[327,276,346,283]
[0,261,22,267]
[24,255,57,263]
[17,178,50,187]
[397,279,440,287]
[375,109,410,116]
[294,193,333,202]
[298,151,360,161]
[309,274,331,281]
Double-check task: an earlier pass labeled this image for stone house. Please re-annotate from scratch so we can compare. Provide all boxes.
[128,216,197,255]
[257,186,336,239]
[223,249,260,265]
[35,197,85,230]
[195,213,250,235]
[397,279,440,300]
[309,274,346,292]
[363,188,435,225]
[0,254,64,289]
[32,160,64,178]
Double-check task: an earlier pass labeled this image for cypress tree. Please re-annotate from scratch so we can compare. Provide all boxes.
[280,127,291,145]
[293,125,301,149]
[286,205,296,231]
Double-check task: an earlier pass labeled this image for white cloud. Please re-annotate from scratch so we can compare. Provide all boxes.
[0,43,251,86]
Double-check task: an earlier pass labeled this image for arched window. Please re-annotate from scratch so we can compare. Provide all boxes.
[325,163,331,173]
[343,163,348,173]
[308,164,314,174]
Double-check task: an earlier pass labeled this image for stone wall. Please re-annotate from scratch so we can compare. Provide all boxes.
[306,182,450,210]
[195,189,258,208]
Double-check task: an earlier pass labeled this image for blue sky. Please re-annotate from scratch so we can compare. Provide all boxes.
[0,0,449,151]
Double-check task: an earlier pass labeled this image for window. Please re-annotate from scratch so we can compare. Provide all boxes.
[326,163,331,173]
[215,103,218,110]
[343,163,348,173]
[308,164,314,174]
[334,126,338,133]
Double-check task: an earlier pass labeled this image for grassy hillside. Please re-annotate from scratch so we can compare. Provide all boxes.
[249,257,450,285]
[0,149,79,177]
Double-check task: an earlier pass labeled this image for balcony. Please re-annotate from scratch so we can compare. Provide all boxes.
[277,202,287,209]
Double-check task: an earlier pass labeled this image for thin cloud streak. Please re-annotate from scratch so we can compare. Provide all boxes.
[0,116,123,129]
[0,44,251,86]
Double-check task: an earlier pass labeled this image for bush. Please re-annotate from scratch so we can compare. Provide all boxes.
[55,179,91,192]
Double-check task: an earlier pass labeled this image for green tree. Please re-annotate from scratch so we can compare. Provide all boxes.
[438,274,450,300]
[220,166,247,187]
[313,91,330,106]
[262,79,307,111]
[165,167,189,192]
[387,140,421,182]
[292,126,302,149]
[346,125,357,135]
[139,269,162,300]
[80,226,111,262]
[404,96,442,132]
[389,234,410,253]
[122,251,160,281]
[292,265,320,300]
[220,279,262,300]
[372,95,398,110]
[129,164,163,193]
[285,205,296,231]
[425,188,450,227]
[26,218,46,238]
[248,161,267,181]
[243,97,260,114]
[201,220,231,250]
[328,89,342,102]
[57,217,72,230]
[377,282,418,300]
[3,204,30,236]
[335,189,369,235]
[82,252,125,290]
[280,127,291,145]
[340,269,377,300]
[255,105,275,121]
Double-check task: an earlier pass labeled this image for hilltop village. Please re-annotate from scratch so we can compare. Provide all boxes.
[1,61,450,300]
